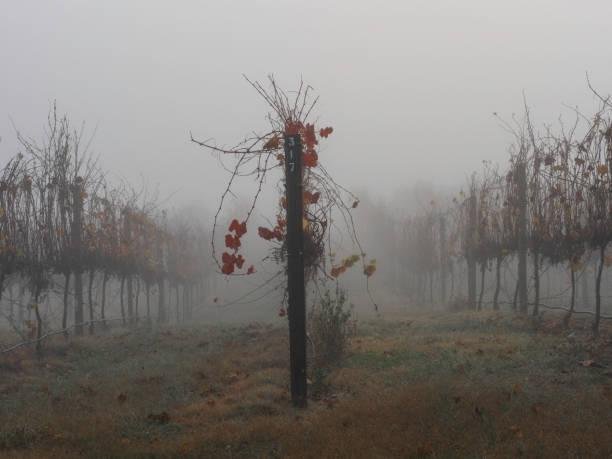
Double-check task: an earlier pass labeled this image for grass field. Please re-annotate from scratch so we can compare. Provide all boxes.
[1,310,612,458]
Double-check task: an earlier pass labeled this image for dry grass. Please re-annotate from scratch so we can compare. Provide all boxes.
[1,311,612,458]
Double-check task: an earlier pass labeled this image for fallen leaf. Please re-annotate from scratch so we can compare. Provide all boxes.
[147,412,170,424]
[509,425,523,438]
[578,359,603,368]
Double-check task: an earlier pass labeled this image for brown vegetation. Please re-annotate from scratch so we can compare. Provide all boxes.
[1,310,611,458]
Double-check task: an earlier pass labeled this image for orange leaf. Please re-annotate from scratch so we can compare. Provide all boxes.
[330,266,347,278]
[597,164,609,175]
[304,190,321,205]
[263,136,280,150]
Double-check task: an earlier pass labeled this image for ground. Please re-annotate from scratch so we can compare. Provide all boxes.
[1,310,612,458]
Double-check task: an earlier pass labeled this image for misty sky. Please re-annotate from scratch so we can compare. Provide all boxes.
[1,0,611,212]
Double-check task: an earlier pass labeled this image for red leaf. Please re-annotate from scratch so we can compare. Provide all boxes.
[235,254,245,269]
[247,265,255,275]
[236,221,247,238]
[228,219,247,238]
[303,123,318,149]
[285,121,303,136]
[222,252,235,264]
[273,228,284,241]
[278,308,287,317]
[221,263,234,275]
[303,151,318,168]
[225,234,241,250]
[258,227,275,241]
[319,127,333,138]
[228,219,240,233]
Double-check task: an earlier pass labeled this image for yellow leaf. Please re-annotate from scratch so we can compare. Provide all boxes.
[597,164,609,176]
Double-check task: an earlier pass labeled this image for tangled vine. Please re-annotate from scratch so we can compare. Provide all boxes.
[191,76,377,312]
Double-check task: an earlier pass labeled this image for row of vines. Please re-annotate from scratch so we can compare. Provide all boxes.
[0,106,210,351]
[396,91,612,333]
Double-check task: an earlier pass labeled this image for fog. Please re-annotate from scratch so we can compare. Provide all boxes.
[2,0,612,328]
[2,3,612,456]
[2,0,611,209]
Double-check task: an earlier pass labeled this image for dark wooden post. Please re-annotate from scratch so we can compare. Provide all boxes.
[72,180,84,336]
[467,188,477,309]
[439,215,447,305]
[493,255,502,310]
[284,133,307,408]
[593,243,607,335]
[516,162,528,314]
[124,210,134,326]
[157,278,166,323]
[157,227,167,324]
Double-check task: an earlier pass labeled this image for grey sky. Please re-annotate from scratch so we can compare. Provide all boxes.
[1,0,611,211]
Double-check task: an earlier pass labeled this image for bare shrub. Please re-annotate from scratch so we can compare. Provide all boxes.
[308,287,354,368]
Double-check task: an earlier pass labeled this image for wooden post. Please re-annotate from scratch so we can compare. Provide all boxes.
[62,272,70,336]
[72,180,84,336]
[493,255,502,310]
[158,277,166,324]
[157,227,167,324]
[593,244,607,335]
[532,252,540,316]
[477,262,486,311]
[101,271,108,328]
[516,162,528,314]
[467,188,477,309]
[88,269,95,334]
[439,215,447,305]
[124,210,134,326]
[284,133,307,408]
